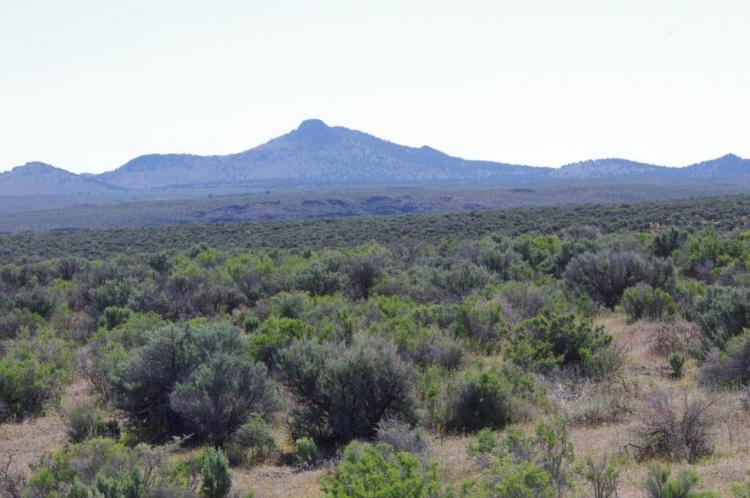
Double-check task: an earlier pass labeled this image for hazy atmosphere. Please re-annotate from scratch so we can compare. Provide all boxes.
[2,0,749,173]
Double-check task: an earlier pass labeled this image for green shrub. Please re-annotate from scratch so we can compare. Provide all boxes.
[320,442,440,498]
[444,369,514,433]
[294,262,341,296]
[25,438,188,497]
[622,283,677,322]
[201,448,232,498]
[644,462,717,498]
[692,286,750,349]
[507,310,611,374]
[480,458,555,498]
[669,352,685,378]
[65,402,100,443]
[276,336,416,447]
[248,316,306,369]
[0,340,71,422]
[433,261,490,298]
[293,437,319,469]
[733,472,750,498]
[225,414,277,467]
[653,228,687,258]
[680,229,745,280]
[452,298,504,350]
[91,468,143,498]
[464,420,573,498]
[99,306,131,330]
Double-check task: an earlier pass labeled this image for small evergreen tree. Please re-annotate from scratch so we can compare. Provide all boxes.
[201,449,232,498]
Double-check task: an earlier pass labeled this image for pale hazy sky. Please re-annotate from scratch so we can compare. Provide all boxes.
[1,0,748,173]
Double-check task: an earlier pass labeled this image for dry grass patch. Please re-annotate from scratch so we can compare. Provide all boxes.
[0,378,91,476]
[233,464,327,498]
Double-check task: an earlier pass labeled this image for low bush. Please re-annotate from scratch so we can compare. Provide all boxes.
[692,286,750,350]
[407,332,465,371]
[225,414,277,467]
[201,448,232,498]
[644,462,717,498]
[375,417,428,456]
[581,455,620,498]
[507,310,612,374]
[670,352,685,378]
[733,472,750,498]
[467,458,556,498]
[433,261,490,298]
[24,438,191,498]
[653,228,687,258]
[566,389,632,426]
[466,419,574,497]
[444,369,514,433]
[320,442,440,498]
[0,339,72,422]
[248,316,307,369]
[99,306,131,331]
[293,437,319,469]
[293,262,341,296]
[622,283,676,322]
[699,331,750,387]
[653,320,701,356]
[632,390,715,463]
[65,402,119,444]
[452,298,504,350]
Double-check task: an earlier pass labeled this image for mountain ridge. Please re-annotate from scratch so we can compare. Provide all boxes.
[2,119,748,195]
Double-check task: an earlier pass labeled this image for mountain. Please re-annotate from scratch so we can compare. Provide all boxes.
[0,162,124,196]
[682,154,750,178]
[2,120,750,195]
[552,158,673,179]
[554,155,750,180]
[96,119,549,189]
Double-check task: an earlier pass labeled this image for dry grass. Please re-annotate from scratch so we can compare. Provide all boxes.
[232,465,326,498]
[0,378,91,475]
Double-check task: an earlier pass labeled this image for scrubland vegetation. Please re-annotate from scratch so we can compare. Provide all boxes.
[3,197,750,496]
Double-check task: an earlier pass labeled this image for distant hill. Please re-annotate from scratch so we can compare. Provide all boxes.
[95,119,549,189]
[0,162,124,196]
[552,159,673,179]
[682,154,750,178]
[2,119,749,194]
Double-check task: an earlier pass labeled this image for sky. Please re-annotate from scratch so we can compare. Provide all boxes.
[1,0,748,174]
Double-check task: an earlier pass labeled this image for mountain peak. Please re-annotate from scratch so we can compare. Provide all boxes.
[293,118,336,144]
[9,161,60,175]
[297,118,329,132]
[0,161,124,195]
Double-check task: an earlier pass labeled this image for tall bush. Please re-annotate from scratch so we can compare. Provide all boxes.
[110,322,278,443]
[276,336,416,447]
[565,250,657,308]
